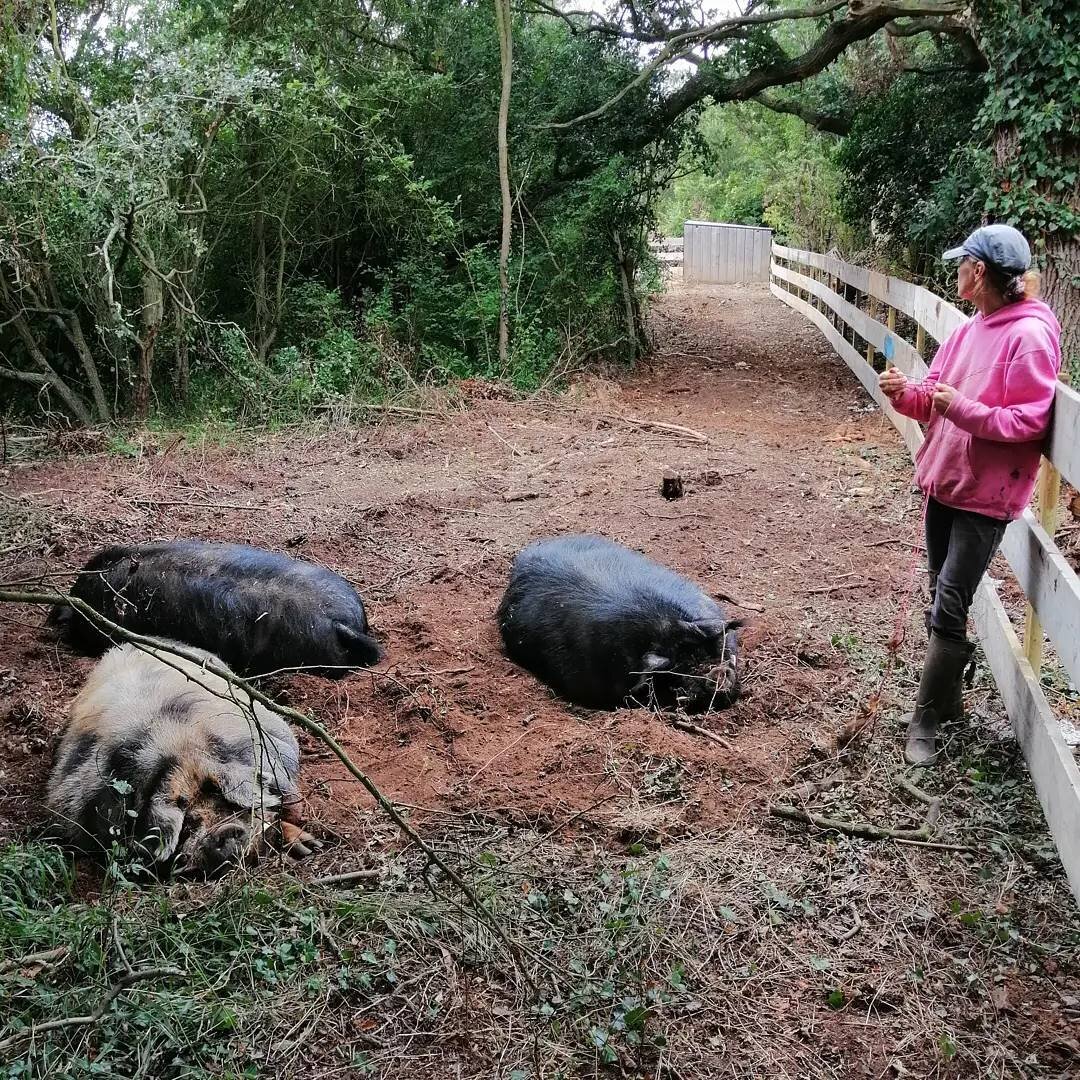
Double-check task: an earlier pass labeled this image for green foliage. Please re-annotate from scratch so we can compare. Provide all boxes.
[657,102,853,252]
[0,839,699,1078]
[1,1,681,425]
[974,0,1079,238]
[968,0,1079,377]
[836,69,986,271]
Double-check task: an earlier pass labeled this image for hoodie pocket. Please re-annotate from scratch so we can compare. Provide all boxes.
[917,423,979,507]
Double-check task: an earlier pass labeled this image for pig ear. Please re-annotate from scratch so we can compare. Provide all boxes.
[642,652,672,671]
[336,623,383,665]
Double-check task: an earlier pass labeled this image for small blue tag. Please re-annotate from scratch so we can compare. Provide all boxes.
[883,335,896,361]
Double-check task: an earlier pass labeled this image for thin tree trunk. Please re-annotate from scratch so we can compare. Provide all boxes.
[0,366,93,425]
[63,312,110,421]
[175,310,190,401]
[612,229,640,359]
[0,272,94,423]
[135,272,163,421]
[254,207,270,363]
[494,0,513,371]
[253,204,286,366]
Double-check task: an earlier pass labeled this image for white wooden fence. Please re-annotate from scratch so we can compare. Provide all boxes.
[770,243,1080,905]
[684,222,772,283]
[648,236,684,267]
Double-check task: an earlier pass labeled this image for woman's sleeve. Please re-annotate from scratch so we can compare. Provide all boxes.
[888,336,954,423]
[946,344,1061,443]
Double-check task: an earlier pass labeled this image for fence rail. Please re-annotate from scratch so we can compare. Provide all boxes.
[770,243,1080,905]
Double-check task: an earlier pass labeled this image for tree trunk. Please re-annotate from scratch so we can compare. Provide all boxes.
[1043,234,1079,382]
[253,204,287,366]
[612,229,641,359]
[135,272,163,421]
[253,207,270,364]
[494,0,513,371]
[175,311,190,401]
[64,313,111,421]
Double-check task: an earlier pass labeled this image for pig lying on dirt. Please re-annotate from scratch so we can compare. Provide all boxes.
[498,534,743,712]
[49,541,382,678]
[47,642,317,877]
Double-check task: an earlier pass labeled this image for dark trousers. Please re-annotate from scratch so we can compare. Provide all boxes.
[924,497,1008,641]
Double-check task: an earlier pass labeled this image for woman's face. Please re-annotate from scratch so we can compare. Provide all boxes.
[957,255,984,301]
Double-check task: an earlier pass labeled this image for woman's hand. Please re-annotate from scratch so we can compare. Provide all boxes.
[879,366,906,398]
[932,383,957,414]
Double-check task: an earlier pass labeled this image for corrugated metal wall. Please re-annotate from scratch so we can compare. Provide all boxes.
[683,221,772,283]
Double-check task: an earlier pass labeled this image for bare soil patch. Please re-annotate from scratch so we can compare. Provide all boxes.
[2,283,1077,1078]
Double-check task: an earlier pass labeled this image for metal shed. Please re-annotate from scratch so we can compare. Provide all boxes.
[683,221,772,283]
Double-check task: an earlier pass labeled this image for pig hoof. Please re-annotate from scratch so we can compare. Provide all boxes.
[280,821,322,859]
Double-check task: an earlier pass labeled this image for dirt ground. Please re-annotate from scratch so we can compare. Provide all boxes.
[2,282,1079,1078]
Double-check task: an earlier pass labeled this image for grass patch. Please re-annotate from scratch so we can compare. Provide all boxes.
[3,786,1079,1080]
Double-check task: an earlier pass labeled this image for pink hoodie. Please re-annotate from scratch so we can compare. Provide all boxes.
[890,298,1061,521]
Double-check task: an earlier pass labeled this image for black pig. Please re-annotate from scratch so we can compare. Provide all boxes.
[49,541,382,678]
[497,535,743,712]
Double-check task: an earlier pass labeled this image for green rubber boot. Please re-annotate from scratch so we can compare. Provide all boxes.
[922,574,975,724]
[904,632,973,766]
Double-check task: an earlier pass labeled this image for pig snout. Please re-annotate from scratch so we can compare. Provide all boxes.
[706,658,740,707]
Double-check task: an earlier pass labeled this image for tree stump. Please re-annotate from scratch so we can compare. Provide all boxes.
[661,471,684,500]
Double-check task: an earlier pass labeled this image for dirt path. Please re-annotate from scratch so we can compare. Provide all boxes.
[2,283,1078,1077]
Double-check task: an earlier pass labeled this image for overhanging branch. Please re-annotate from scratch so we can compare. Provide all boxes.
[752,91,852,135]
[544,2,968,132]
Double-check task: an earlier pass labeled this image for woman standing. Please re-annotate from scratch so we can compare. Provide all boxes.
[879,224,1062,765]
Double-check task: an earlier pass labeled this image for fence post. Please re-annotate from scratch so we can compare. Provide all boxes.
[1023,456,1063,674]
[866,297,877,366]
[915,322,926,359]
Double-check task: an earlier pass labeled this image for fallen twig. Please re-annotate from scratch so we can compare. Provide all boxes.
[663,350,714,362]
[111,916,133,975]
[0,946,70,975]
[896,774,942,830]
[601,414,708,442]
[865,537,923,549]
[779,770,844,804]
[467,716,537,783]
[637,507,711,521]
[325,402,448,421]
[525,399,709,443]
[834,904,862,944]
[0,967,184,1052]
[671,720,734,750]
[895,774,936,805]
[891,837,981,854]
[806,580,868,595]
[712,590,765,614]
[395,665,476,679]
[504,793,620,865]
[769,804,934,843]
[486,423,521,456]
[308,869,381,887]
[131,499,266,512]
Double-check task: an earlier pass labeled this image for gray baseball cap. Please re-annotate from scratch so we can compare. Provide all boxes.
[942,224,1031,273]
